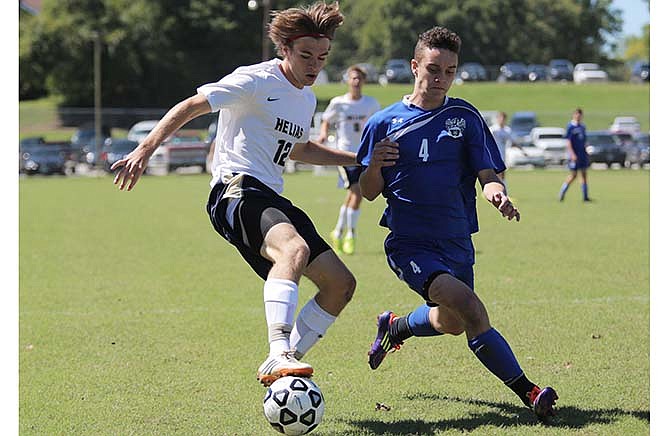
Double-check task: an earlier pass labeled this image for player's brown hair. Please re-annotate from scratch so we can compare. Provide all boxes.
[268,1,344,56]
[346,65,367,81]
[414,26,462,60]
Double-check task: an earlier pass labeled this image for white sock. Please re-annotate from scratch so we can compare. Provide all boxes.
[264,278,299,356]
[334,205,347,237]
[345,208,360,237]
[290,298,336,359]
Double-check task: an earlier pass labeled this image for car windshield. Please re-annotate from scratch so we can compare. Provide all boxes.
[588,134,616,145]
[538,134,564,140]
[636,134,650,146]
[512,119,535,129]
[110,142,137,152]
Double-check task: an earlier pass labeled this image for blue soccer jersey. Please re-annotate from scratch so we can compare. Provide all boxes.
[357,96,505,239]
[565,121,588,161]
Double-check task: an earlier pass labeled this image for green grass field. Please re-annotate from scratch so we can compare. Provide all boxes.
[19,168,649,435]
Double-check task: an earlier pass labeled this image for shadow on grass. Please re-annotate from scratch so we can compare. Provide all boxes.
[340,393,649,435]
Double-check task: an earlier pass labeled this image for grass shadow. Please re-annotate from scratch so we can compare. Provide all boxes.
[339,393,649,435]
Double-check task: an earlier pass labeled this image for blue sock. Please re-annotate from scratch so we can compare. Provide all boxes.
[407,304,442,337]
[581,183,589,200]
[468,328,523,384]
[558,182,569,200]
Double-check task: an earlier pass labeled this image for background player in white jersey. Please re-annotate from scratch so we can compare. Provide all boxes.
[358,26,558,420]
[111,1,357,387]
[317,65,381,254]
[490,111,513,187]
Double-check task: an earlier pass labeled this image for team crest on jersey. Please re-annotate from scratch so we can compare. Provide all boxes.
[444,118,466,138]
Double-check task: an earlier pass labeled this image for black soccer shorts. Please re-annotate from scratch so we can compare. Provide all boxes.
[206,174,330,279]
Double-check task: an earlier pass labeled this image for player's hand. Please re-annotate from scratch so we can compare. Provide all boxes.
[111,146,151,191]
[368,139,399,169]
[491,191,520,222]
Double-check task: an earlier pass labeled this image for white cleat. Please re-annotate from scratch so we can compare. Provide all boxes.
[256,351,313,387]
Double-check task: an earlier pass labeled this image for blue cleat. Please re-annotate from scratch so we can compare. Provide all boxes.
[529,386,559,419]
[368,311,403,370]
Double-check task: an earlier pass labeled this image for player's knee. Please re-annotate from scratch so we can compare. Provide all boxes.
[338,270,356,303]
[283,238,311,269]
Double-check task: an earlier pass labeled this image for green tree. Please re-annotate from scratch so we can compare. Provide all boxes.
[19,0,262,107]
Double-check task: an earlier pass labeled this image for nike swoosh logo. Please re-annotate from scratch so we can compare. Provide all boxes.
[267,97,280,101]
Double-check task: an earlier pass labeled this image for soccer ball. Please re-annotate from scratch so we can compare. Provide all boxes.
[263,376,325,435]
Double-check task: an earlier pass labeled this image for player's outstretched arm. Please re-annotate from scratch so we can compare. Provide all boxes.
[359,139,398,201]
[111,94,212,191]
[478,168,520,222]
[289,141,356,166]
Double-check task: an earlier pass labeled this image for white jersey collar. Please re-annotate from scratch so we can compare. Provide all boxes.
[402,95,449,110]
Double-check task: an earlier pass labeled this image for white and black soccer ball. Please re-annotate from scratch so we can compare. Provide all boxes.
[263,376,325,435]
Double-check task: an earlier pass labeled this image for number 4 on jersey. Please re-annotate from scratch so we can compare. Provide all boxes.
[419,138,429,162]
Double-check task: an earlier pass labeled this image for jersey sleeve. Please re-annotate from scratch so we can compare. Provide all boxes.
[356,116,384,167]
[196,71,256,113]
[321,99,338,124]
[465,113,506,173]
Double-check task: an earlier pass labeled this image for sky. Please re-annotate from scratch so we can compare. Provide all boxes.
[612,0,650,37]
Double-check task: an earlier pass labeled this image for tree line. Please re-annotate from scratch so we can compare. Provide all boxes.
[20,0,641,106]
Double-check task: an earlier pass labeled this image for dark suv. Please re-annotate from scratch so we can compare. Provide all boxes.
[630,61,649,83]
[548,59,574,81]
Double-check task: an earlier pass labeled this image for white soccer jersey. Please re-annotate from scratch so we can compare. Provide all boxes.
[490,123,513,162]
[197,59,315,193]
[321,94,380,153]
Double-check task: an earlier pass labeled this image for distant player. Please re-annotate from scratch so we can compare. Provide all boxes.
[558,108,591,202]
[317,65,381,254]
[357,26,558,419]
[490,111,513,187]
[111,2,357,387]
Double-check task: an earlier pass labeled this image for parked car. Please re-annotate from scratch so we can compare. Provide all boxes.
[20,141,75,175]
[630,61,649,83]
[529,127,568,165]
[71,123,112,163]
[509,111,539,144]
[527,64,548,81]
[497,62,528,82]
[100,138,139,172]
[457,62,487,82]
[505,142,546,168]
[548,59,574,81]
[618,132,649,168]
[127,120,160,142]
[378,59,413,85]
[633,132,650,167]
[147,134,209,173]
[585,131,626,167]
[573,63,608,84]
[609,116,641,135]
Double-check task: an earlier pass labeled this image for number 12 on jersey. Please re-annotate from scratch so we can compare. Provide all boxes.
[273,139,293,166]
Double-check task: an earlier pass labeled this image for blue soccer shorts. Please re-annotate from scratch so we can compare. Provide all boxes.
[384,234,475,305]
[337,165,363,189]
[568,157,590,170]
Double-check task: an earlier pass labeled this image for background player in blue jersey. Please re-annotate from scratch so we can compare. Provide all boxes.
[559,108,591,201]
[357,26,558,419]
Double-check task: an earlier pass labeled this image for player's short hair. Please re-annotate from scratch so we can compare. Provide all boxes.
[574,108,583,115]
[268,1,344,56]
[414,26,462,60]
[346,65,367,81]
